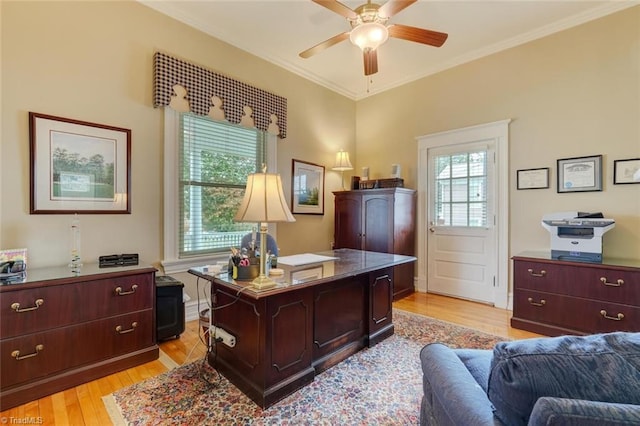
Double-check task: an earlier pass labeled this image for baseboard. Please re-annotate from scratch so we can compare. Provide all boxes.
[185,299,208,322]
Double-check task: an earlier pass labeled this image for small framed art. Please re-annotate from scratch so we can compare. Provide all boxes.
[29,112,131,214]
[517,168,549,190]
[613,158,640,184]
[291,159,325,215]
[557,155,602,193]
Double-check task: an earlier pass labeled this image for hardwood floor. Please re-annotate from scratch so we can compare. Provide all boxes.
[1,293,541,425]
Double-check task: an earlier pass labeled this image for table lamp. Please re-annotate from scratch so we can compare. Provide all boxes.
[332,149,353,190]
[234,167,296,290]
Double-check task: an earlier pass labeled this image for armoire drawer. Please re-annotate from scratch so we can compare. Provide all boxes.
[0,309,154,388]
[513,289,640,335]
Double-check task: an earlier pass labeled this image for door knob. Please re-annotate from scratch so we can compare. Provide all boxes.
[429,227,436,233]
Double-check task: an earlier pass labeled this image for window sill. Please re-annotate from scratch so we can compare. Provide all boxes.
[161,254,229,274]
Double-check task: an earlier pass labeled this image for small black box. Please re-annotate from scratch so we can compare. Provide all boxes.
[155,275,185,341]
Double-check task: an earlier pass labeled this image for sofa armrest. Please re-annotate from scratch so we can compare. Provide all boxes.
[420,343,501,426]
[528,397,640,426]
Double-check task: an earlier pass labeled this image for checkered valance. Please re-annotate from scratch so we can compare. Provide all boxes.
[153,52,287,138]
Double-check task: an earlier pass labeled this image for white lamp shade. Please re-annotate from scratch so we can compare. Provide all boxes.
[349,22,389,51]
[234,172,296,223]
[333,150,353,171]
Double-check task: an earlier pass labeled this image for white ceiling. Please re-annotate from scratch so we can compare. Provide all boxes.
[140,1,636,100]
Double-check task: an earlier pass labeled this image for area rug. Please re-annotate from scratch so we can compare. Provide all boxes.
[106,309,507,425]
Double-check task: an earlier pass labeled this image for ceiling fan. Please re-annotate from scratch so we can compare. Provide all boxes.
[299,0,448,76]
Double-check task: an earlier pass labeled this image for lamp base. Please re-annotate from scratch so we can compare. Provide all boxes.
[251,274,277,290]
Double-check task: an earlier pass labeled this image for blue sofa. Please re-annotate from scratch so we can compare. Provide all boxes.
[419,332,640,425]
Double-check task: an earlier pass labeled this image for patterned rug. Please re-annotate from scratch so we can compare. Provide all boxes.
[106,310,507,425]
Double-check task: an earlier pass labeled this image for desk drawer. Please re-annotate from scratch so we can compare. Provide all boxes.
[574,267,640,305]
[513,289,640,334]
[0,309,154,388]
[1,286,80,338]
[1,274,153,338]
[514,260,639,304]
[513,261,575,292]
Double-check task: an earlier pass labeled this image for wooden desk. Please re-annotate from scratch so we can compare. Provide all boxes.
[189,249,416,408]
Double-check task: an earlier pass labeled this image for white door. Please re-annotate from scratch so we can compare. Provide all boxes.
[427,143,495,303]
[416,120,510,308]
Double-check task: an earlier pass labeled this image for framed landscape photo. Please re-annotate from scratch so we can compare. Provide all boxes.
[291,159,324,215]
[30,112,131,214]
[613,158,640,184]
[517,167,549,190]
[557,155,602,193]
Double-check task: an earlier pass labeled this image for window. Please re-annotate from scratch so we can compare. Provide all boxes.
[433,150,488,227]
[180,113,266,256]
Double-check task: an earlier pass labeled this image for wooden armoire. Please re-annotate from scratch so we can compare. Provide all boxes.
[333,187,416,300]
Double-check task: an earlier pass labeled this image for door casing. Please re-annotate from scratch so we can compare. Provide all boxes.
[416,120,511,309]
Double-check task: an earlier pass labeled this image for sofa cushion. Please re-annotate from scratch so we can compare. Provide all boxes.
[487,332,640,426]
[455,349,493,392]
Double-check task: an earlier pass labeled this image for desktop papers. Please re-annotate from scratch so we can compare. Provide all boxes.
[276,253,338,267]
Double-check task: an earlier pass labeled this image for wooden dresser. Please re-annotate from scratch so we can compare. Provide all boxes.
[333,188,416,300]
[0,264,158,410]
[511,251,640,336]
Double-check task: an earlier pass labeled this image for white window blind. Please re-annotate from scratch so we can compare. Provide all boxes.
[179,113,266,257]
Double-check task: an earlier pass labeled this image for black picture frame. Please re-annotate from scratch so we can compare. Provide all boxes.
[291,159,325,215]
[613,158,640,184]
[557,155,602,193]
[517,167,549,190]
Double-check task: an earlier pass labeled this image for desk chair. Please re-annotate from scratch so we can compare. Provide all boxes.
[240,232,279,256]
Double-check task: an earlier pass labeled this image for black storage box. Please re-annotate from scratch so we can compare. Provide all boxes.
[155,275,185,341]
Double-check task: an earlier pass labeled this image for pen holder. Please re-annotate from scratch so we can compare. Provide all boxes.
[234,264,259,280]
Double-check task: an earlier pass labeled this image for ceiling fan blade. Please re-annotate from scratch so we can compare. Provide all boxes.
[363,49,378,76]
[387,24,448,47]
[299,32,350,58]
[378,0,417,19]
[312,0,358,19]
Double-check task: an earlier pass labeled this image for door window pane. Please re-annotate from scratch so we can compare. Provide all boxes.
[433,149,488,227]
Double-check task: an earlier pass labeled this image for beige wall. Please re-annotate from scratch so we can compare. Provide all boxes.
[1,0,354,295]
[2,2,639,300]
[356,6,640,260]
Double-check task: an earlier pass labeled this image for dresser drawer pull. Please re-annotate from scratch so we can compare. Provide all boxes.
[527,269,546,277]
[11,344,44,360]
[114,284,138,296]
[600,277,624,287]
[527,297,546,307]
[116,322,138,334]
[600,310,624,321]
[10,298,44,313]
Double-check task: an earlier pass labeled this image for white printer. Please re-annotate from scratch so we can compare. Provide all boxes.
[541,212,615,262]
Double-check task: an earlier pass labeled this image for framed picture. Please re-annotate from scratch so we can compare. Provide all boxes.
[613,158,640,184]
[29,112,131,214]
[517,167,549,190]
[291,159,324,215]
[557,155,602,193]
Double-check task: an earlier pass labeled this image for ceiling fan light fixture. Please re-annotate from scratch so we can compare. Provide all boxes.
[349,22,389,51]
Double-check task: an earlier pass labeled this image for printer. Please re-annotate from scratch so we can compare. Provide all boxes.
[541,212,615,262]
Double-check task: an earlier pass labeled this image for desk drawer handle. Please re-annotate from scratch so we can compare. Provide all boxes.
[11,298,44,313]
[600,310,624,321]
[114,284,138,296]
[527,269,546,277]
[527,297,546,307]
[11,344,44,360]
[116,322,138,334]
[600,277,624,287]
